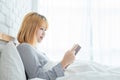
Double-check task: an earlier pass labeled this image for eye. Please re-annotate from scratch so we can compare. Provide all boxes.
[40,27,46,31]
[40,28,44,30]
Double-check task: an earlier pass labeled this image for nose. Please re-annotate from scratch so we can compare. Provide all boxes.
[42,30,45,36]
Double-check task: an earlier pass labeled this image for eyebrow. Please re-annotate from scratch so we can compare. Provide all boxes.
[40,27,46,31]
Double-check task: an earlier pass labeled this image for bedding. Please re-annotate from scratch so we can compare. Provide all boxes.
[0,41,47,80]
[43,60,120,80]
[0,41,26,80]
[56,61,120,80]
[1,41,120,80]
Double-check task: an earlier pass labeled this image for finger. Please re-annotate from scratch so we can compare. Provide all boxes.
[71,44,76,51]
[72,50,76,55]
[71,44,78,51]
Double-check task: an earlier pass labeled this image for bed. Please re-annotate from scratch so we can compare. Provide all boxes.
[0,32,120,80]
[0,33,44,80]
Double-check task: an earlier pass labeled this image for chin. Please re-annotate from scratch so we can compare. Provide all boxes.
[38,40,42,43]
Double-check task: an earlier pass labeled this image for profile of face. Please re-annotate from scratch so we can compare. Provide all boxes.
[36,25,46,43]
[17,12,48,45]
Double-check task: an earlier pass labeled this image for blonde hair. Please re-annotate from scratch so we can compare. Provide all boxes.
[17,12,48,44]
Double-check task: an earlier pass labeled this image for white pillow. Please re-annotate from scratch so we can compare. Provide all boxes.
[0,41,26,80]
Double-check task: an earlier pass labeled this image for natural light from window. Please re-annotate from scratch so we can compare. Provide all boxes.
[37,0,120,67]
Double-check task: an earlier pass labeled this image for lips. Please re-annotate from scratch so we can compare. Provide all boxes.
[40,36,43,39]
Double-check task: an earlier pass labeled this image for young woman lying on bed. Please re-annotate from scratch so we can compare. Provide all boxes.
[17,12,77,80]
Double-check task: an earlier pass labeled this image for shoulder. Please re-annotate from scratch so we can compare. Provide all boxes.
[17,43,34,52]
[17,43,31,47]
[17,43,32,48]
[17,43,37,58]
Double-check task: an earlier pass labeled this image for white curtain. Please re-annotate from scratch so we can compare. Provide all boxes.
[91,0,120,66]
[37,0,120,67]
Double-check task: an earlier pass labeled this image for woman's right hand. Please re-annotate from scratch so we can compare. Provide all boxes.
[61,49,75,69]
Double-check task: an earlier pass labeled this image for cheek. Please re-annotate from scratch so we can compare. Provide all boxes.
[36,32,40,40]
[37,30,42,36]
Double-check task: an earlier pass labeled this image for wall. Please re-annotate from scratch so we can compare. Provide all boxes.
[0,0,38,38]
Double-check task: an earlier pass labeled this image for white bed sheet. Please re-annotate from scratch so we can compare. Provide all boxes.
[56,61,120,80]
[29,61,120,80]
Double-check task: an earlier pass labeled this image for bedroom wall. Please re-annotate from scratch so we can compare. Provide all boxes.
[0,0,38,38]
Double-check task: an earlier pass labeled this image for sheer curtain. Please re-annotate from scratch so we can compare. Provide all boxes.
[37,0,120,67]
[91,0,120,66]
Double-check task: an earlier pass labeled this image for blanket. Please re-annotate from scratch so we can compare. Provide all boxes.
[30,61,120,80]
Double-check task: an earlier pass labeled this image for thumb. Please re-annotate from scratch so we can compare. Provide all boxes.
[71,50,76,55]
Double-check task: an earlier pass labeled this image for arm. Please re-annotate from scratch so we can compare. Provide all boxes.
[17,43,64,80]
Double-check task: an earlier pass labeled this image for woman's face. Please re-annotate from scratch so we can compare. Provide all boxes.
[36,25,46,43]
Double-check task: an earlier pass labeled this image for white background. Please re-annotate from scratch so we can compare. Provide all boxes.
[37,0,120,67]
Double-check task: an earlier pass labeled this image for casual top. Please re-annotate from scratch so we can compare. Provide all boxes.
[17,43,64,80]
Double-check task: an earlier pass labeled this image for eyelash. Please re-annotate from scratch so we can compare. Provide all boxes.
[40,28,46,31]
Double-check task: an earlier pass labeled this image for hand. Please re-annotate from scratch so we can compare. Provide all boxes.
[61,49,75,69]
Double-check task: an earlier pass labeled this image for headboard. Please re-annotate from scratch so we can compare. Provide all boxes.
[0,32,15,42]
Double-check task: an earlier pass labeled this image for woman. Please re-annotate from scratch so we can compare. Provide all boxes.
[17,12,76,80]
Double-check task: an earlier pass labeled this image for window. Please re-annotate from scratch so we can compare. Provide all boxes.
[37,0,120,67]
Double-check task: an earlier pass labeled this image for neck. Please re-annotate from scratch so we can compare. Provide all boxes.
[30,42,37,48]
